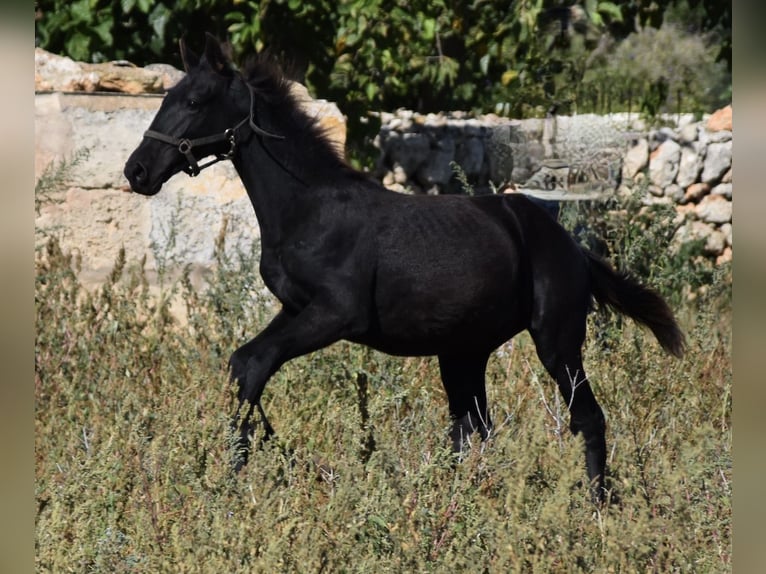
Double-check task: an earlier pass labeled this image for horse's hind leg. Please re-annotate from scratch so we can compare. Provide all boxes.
[530,318,608,502]
[437,353,493,453]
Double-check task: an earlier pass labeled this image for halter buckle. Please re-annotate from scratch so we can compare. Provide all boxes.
[178,139,192,154]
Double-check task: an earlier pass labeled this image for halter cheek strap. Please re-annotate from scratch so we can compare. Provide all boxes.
[143,83,284,177]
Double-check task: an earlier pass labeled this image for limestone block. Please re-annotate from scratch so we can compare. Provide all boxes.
[701,142,732,184]
[622,138,649,180]
[676,142,705,188]
[454,137,485,177]
[695,195,732,224]
[711,183,732,200]
[416,137,456,187]
[387,132,430,176]
[706,105,732,132]
[649,139,681,188]
[682,182,710,204]
[674,220,726,255]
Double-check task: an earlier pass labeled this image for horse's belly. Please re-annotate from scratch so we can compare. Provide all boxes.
[363,268,528,355]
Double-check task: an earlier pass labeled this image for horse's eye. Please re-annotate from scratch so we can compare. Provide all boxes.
[187,98,200,109]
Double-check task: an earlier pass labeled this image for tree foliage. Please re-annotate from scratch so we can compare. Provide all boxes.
[36,0,731,155]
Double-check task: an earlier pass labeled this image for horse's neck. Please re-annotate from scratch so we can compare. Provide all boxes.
[233,139,304,244]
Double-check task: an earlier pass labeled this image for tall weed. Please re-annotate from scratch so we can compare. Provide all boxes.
[36,178,730,571]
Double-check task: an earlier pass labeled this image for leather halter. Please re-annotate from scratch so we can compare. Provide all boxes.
[143,82,284,177]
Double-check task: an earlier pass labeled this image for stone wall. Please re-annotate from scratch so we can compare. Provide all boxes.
[374,105,732,263]
[35,48,732,290]
[34,49,345,289]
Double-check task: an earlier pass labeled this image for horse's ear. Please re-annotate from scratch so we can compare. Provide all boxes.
[179,37,199,72]
[203,32,232,76]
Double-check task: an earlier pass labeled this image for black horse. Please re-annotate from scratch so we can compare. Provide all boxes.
[124,35,684,501]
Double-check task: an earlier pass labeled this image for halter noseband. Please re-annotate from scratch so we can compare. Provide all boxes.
[143,83,284,177]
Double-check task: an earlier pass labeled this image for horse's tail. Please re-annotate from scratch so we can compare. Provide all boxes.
[584,249,685,358]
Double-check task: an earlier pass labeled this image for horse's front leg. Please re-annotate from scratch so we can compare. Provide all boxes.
[227,301,364,470]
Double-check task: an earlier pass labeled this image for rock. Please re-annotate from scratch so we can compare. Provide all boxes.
[721,168,732,183]
[622,138,649,180]
[664,184,684,202]
[676,142,705,188]
[486,124,516,183]
[678,123,698,144]
[701,141,732,184]
[454,137,485,177]
[649,139,681,188]
[674,220,726,255]
[388,132,430,176]
[144,63,185,90]
[720,223,733,247]
[35,48,165,94]
[711,183,732,199]
[706,105,732,132]
[682,182,710,204]
[416,137,456,187]
[716,246,732,265]
[695,195,732,224]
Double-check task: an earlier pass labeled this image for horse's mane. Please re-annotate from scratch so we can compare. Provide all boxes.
[240,53,352,175]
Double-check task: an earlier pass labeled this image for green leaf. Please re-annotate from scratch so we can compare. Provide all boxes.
[65,32,90,62]
[149,3,170,43]
[365,82,378,101]
[598,2,623,22]
[69,0,92,24]
[423,18,436,41]
[93,19,113,46]
[136,0,152,13]
[225,12,245,23]
[121,0,136,14]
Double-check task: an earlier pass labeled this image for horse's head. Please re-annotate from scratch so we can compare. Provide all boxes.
[124,34,245,196]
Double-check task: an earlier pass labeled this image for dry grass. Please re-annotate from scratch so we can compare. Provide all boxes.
[35,228,731,573]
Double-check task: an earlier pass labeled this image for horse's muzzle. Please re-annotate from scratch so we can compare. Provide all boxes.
[123,157,161,196]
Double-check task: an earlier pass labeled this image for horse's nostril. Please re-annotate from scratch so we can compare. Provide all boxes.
[133,161,148,183]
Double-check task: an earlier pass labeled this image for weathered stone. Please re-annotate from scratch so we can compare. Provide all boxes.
[664,184,684,202]
[674,220,726,255]
[701,141,732,184]
[416,137,456,187]
[388,132,430,176]
[678,123,698,144]
[454,137,485,177]
[144,63,186,90]
[486,124,515,183]
[392,165,408,185]
[716,246,732,265]
[720,223,733,247]
[682,182,710,204]
[711,182,732,199]
[676,142,705,188]
[649,139,681,188]
[706,105,732,132]
[695,194,732,224]
[721,168,732,183]
[700,128,732,145]
[35,48,165,94]
[622,138,649,180]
